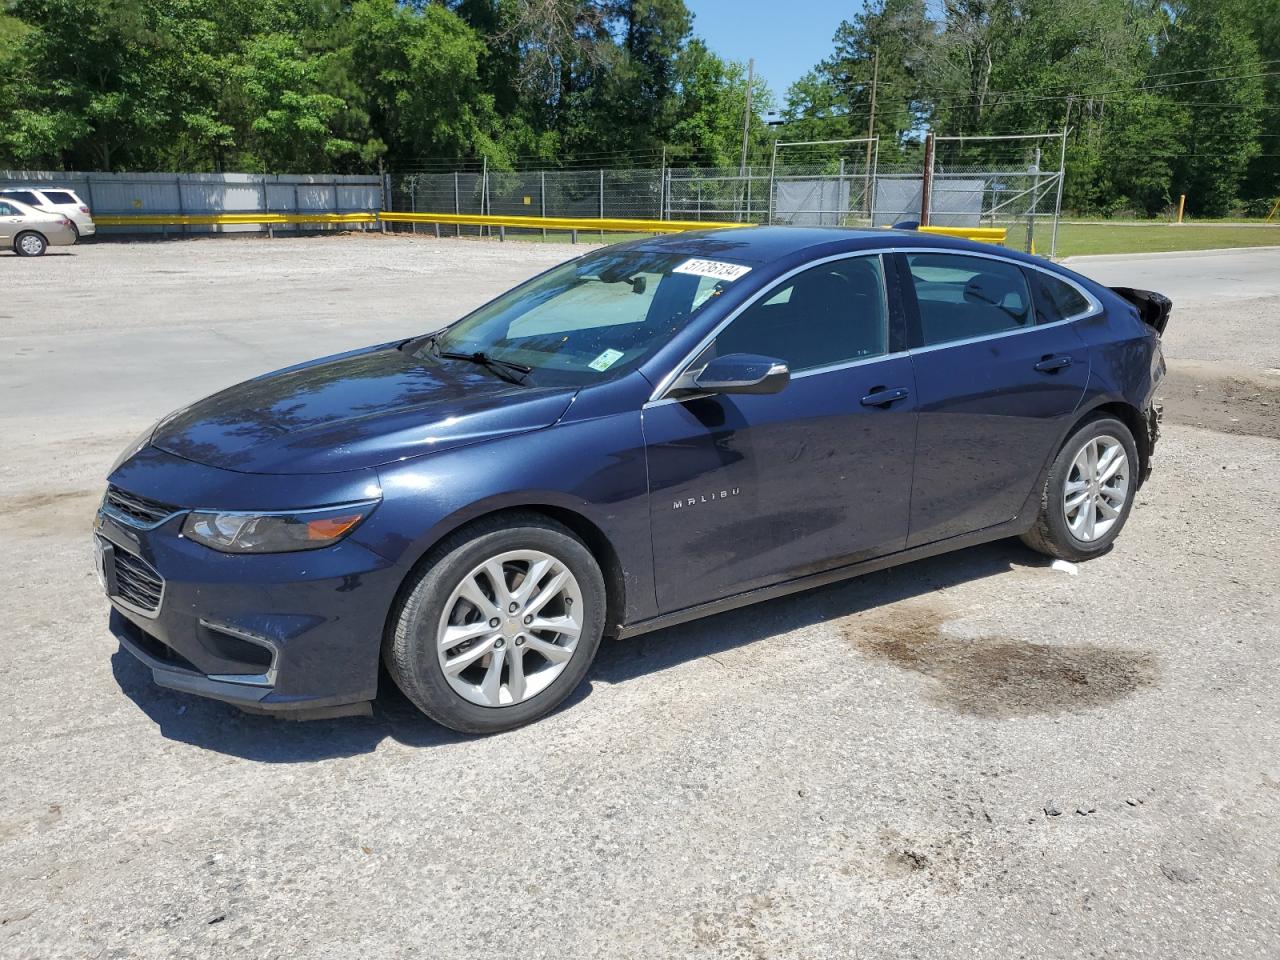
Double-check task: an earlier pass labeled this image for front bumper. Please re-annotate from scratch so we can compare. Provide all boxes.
[97,454,402,716]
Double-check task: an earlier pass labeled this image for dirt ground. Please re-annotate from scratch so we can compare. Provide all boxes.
[1,235,1278,960]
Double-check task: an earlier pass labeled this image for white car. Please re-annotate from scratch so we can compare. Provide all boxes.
[0,187,95,240]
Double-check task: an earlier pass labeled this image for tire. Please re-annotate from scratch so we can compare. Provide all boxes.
[70,222,80,242]
[1021,414,1139,562]
[14,231,47,257]
[384,512,606,734]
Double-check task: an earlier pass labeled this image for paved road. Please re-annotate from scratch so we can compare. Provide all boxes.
[1066,247,1280,371]
[2,237,1278,959]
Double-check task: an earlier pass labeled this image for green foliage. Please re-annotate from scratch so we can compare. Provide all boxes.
[0,0,1273,218]
[781,0,1277,215]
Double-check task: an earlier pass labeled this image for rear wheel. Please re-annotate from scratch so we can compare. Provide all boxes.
[385,513,606,734]
[1021,415,1139,562]
[14,231,46,257]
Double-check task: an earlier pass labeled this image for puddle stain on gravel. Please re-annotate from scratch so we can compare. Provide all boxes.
[846,606,1159,718]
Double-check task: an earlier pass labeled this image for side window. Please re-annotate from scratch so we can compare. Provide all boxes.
[906,253,1032,347]
[3,191,40,206]
[713,256,888,372]
[0,202,16,216]
[1028,269,1091,324]
[42,190,79,205]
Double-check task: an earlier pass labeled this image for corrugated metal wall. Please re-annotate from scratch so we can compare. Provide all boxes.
[0,171,384,234]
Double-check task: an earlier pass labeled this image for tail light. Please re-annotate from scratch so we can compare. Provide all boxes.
[79,205,90,214]
[60,217,72,226]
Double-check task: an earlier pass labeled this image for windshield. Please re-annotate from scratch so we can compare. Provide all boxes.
[421,248,750,386]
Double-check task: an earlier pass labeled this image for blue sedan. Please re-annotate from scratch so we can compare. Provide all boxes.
[97,227,1169,732]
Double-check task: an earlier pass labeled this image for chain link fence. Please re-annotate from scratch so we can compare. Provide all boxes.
[387,133,1067,252]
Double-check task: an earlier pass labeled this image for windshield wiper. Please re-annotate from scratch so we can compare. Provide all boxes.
[436,348,533,385]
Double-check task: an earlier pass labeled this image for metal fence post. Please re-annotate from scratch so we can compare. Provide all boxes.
[1026,146,1041,253]
[837,158,845,227]
[410,177,418,235]
[1050,126,1068,258]
[454,171,461,237]
[175,175,186,237]
[767,140,778,224]
[541,171,547,240]
[599,169,605,241]
[293,182,300,234]
[920,132,935,227]
[260,174,272,238]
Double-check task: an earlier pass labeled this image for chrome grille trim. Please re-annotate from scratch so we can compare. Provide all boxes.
[103,485,183,530]
[110,544,165,617]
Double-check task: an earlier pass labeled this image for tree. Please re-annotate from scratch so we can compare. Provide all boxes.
[1158,0,1265,215]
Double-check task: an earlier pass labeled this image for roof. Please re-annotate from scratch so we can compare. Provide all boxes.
[631,224,1015,264]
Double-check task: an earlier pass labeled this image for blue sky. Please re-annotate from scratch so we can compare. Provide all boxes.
[685,0,861,107]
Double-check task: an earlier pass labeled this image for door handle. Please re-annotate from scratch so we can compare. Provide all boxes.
[1034,355,1073,373]
[860,386,910,407]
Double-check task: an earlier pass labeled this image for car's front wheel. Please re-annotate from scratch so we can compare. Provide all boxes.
[385,513,606,733]
[14,231,47,257]
[1021,414,1139,562]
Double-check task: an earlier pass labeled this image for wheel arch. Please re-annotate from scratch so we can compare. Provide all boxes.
[14,229,47,252]
[382,502,629,650]
[1071,397,1152,487]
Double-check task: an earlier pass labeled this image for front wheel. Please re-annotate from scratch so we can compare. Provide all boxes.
[385,513,606,734]
[1021,415,1139,562]
[14,231,47,257]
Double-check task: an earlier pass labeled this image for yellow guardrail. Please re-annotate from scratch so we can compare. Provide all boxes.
[94,212,377,227]
[918,225,1008,244]
[378,211,746,234]
[92,211,1007,245]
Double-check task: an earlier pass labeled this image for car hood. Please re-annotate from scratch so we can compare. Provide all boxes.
[151,343,577,475]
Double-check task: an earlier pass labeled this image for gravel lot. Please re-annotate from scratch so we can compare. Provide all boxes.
[2,235,1278,959]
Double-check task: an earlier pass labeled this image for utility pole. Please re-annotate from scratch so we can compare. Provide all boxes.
[864,46,879,219]
[739,58,754,221]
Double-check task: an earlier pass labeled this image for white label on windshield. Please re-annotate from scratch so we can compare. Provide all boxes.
[673,258,751,282]
[588,348,625,372]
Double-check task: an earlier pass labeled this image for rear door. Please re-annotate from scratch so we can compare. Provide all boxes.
[897,250,1092,547]
[644,252,918,612]
[0,201,22,244]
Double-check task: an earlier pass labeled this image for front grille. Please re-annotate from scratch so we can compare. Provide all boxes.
[113,548,164,613]
[105,485,177,526]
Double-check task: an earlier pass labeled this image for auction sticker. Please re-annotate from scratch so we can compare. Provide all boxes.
[588,348,625,372]
[673,258,752,282]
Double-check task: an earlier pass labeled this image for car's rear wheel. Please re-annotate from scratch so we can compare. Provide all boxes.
[1021,414,1139,562]
[384,512,606,733]
[14,231,46,257]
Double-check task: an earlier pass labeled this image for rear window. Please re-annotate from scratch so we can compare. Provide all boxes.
[1,190,40,205]
[41,190,79,205]
[906,252,1033,347]
[0,201,21,216]
[1028,269,1091,324]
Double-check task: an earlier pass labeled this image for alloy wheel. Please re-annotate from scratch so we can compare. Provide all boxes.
[18,234,44,256]
[1063,434,1129,542]
[435,549,584,707]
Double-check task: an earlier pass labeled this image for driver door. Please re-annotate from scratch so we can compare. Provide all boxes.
[643,253,918,613]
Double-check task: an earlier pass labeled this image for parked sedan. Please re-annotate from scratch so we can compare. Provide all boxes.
[0,186,95,239]
[98,227,1168,733]
[0,197,77,256]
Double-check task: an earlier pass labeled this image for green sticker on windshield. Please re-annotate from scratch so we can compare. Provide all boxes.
[588,348,625,372]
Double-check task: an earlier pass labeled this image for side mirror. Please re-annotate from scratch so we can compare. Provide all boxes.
[691,353,790,395]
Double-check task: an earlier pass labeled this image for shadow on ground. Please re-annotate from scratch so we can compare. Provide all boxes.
[112,539,1047,763]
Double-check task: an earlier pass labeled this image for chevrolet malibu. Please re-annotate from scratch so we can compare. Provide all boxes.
[97,228,1169,733]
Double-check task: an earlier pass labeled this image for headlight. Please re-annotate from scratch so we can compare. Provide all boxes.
[109,420,161,474]
[181,501,379,554]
